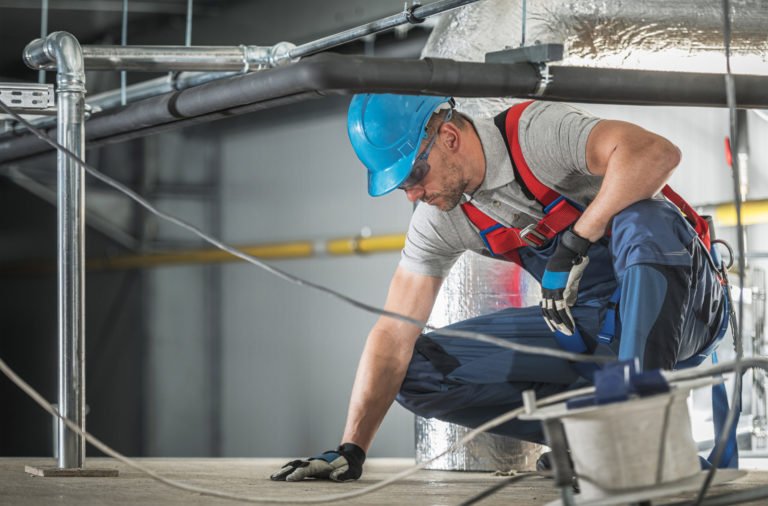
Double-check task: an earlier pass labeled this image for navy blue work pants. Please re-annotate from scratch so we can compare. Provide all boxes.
[396,200,726,443]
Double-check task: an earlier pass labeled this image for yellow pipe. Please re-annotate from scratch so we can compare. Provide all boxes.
[326,234,406,255]
[85,233,406,272]
[87,241,315,271]
[712,199,768,227]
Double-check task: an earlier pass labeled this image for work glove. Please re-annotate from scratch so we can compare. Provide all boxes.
[541,228,592,336]
[270,443,366,482]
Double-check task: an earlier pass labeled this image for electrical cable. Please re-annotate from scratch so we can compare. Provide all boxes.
[457,471,546,506]
[0,98,612,367]
[457,356,768,506]
[0,324,761,505]
[753,110,768,123]
[667,483,768,506]
[692,0,746,503]
[0,354,592,504]
[664,357,767,383]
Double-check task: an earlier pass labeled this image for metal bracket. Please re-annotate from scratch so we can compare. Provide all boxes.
[404,1,425,24]
[535,62,553,96]
[0,82,56,115]
[485,43,562,97]
[484,43,564,65]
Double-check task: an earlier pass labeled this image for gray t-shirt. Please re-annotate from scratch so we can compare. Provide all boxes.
[400,101,602,278]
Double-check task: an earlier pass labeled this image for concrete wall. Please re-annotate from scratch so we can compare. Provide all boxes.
[0,179,145,457]
[144,97,416,458]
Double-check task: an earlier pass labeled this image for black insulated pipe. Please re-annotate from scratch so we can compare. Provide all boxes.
[1,53,768,164]
[544,66,768,107]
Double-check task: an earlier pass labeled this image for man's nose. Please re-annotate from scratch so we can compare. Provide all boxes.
[404,186,424,203]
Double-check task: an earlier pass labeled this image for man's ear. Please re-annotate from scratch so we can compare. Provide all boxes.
[440,122,460,152]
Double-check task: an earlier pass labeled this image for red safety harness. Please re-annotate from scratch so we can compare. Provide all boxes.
[460,100,711,261]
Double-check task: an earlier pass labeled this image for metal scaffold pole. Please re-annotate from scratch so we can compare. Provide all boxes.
[53,36,86,471]
[22,31,117,477]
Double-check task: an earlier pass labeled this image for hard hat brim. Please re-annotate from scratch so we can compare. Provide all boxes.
[367,148,418,197]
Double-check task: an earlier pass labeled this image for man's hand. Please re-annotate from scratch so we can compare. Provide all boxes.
[541,229,592,335]
[270,443,366,482]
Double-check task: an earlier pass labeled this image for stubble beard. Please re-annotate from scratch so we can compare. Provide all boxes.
[423,161,468,212]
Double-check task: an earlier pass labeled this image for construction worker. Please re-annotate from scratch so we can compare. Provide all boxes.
[271,95,729,482]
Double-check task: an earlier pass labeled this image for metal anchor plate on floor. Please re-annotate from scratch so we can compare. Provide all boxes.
[25,465,119,478]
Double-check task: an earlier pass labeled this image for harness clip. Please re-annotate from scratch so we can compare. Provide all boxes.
[519,224,548,248]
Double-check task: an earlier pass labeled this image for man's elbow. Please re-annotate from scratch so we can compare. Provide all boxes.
[653,137,682,176]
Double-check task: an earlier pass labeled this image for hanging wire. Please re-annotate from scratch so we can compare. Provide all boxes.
[38,0,49,84]
[0,352,595,504]
[693,0,746,502]
[185,0,194,47]
[120,0,128,106]
[0,98,611,366]
[754,110,768,123]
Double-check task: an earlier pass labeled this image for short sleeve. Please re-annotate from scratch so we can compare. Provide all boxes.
[399,203,466,278]
[518,101,600,179]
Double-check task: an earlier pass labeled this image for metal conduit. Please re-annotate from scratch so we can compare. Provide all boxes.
[77,43,296,71]
[286,0,483,59]
[4,53,768,164]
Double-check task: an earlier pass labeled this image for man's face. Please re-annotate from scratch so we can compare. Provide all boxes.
[403,135,469,212]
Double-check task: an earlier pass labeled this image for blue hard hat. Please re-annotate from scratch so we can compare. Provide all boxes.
[347,94,451,197]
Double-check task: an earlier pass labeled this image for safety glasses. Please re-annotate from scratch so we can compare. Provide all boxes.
[399,108,453,191]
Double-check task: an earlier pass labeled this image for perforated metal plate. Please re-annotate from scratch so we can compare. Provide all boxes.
[0,82,55,111]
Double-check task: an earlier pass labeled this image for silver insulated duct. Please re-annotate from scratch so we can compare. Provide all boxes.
[427,0,767,74]
[415,0,767,472]
[419,256,542,471]
[418,0,543,472]
[536,0,768,74]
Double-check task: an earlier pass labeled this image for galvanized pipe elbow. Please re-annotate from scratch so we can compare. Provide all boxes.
[24,31,85,93]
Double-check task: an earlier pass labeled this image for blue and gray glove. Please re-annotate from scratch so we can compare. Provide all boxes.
[541,229,592,335]
[270,443,366,482]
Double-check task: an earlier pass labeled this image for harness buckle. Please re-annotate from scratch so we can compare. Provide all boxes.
[519,224,548,248]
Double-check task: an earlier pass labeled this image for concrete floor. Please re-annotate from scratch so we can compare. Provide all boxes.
[2,458,768,505]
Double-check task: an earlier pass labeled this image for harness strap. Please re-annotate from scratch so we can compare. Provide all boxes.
[675,288,738,469]
[707,352,740,469]
[662,186,711,250]
[555,328,599,381]
[461,202,529,253]
[597,288,622,345]
[506,101,560,206]
[459,101,585,261]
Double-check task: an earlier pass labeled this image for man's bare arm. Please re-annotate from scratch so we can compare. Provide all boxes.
[574,120,681,242]
[341,266,443,452]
